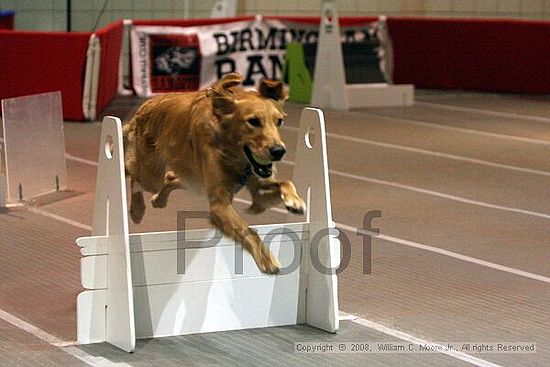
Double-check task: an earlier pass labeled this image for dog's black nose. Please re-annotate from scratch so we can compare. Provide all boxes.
[269,145,286,161]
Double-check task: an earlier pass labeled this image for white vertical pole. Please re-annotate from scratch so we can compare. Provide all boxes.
[118,20,135,96]
[82,34,101,121]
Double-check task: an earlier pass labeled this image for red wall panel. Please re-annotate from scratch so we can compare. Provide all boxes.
[0,30,91,120]
[387,17,550,93]
[95,20,124,116]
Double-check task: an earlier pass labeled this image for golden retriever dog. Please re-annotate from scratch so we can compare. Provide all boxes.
[123,73,306,274]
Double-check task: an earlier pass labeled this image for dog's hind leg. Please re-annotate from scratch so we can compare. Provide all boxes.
[151,171,185,208]
[130,178,146,224]
[247,176,306,215]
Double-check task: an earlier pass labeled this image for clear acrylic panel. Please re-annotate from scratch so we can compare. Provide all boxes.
[1,91,67,203]
[0,143,5,207]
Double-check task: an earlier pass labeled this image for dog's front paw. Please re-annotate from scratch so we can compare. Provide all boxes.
[256,249,281,275]
[283,194,306,215]
[280,181,306,215]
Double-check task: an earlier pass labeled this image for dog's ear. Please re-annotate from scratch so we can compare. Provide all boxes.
[212,96,236,118]
[210,73,241,118]
[211,73,243,96]
[219,72,243,89]
[259,79,287,101]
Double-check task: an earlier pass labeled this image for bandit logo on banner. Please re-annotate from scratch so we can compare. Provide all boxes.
[149,33,201,93]
[130,18,383,97]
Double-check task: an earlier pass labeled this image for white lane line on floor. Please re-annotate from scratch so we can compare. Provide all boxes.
[366,112,550,147]
[65,153,99,167]
[0,308,129,367]
[233,198,550,284]
[280,160,550,221]
[337,223,550,285]
[284,126,550,178]
[65,153,550,221]
[330,168,550,220]
[0,308,68,345]
[28,206,93,231]
[417,101,550,125]
[341,312,505,367]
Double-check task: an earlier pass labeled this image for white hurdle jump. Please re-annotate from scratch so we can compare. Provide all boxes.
[312,0,414,109]
[76,108,340,352]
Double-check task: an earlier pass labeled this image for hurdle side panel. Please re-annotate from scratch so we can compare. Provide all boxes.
[293,108,340,333]
[0,143,6,207]
[0,174,5,208]
[90,116,136,352]
[311,0,349,110]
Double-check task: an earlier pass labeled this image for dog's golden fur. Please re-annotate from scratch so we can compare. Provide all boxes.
[123,73,305,274]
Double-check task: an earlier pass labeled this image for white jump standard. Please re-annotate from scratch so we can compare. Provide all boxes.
[312,0,414,109]
[76,108,340,352]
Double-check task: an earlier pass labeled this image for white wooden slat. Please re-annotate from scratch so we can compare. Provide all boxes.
[81,237,302,289]
[345,83,414,107]
[77,222,309,256]
[77,273,300,343]
[77,290,108,344]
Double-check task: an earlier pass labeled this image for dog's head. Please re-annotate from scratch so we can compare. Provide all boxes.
[210,73,287,179]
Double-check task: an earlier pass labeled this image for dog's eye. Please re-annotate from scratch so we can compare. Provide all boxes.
[247,117,262,127]
[277,118,284,128]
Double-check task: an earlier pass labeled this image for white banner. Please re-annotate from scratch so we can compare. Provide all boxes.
[130,18,382,97]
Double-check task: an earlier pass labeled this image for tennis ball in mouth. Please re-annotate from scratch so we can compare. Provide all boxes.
[252,153,272,166]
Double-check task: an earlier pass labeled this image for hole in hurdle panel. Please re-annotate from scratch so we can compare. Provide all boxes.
[323,8,333,24]
[105,135,114,160]
[305,126,316,149]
